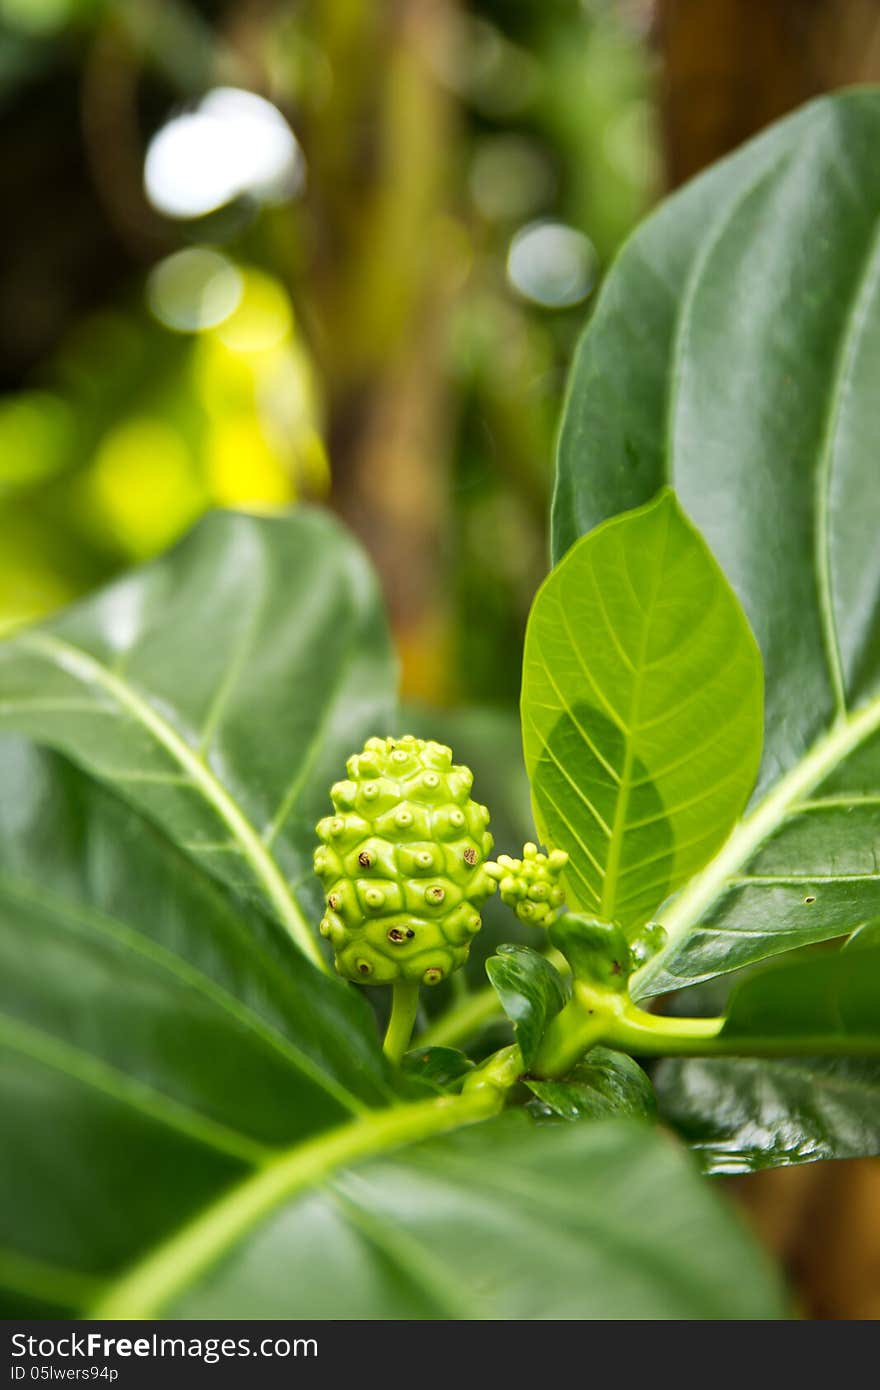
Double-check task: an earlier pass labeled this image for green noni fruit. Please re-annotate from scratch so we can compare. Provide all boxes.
[314,735,497,985]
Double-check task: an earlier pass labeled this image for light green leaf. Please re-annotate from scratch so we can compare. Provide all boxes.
[525,1048,656,1122]
[522,490,762,935]
[655,1056,880,1174]
[552,90,880,992]
[0,509,396,965]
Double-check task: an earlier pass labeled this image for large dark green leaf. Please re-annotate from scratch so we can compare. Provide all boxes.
[101,1116,785,1320]
[553,90,880,993]
[522,491,762,934]
[720,946,880,1047]
[655,1056,880,1175]
[0,740,786,1319]
[0,509,396,966]
[0,739,390,1317]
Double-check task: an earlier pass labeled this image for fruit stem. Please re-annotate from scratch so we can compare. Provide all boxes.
[383,980,421,1065]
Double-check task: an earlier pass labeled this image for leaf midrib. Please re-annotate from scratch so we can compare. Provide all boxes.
[601,503,670,921]
[88,1089,497,1319]
[635,691,880,996]
[13,630,325,970]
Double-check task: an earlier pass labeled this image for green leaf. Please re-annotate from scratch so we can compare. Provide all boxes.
[101,1116,786,1320]
[0,509,396,966]
[525,1048,656,1122]
[552,90,880,992]
[655,1056,880,1174]
[486,944,568,1066]
[0,739,390,1317]
[720,946,880,1047]
[400,1047,474,1096]
[0,740,784,1319]
[847,920,880,950]
[522,490,762,934]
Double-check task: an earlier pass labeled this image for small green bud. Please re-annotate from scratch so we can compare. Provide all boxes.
[485,841,568,927]
[548,913,632,991]
[314,735,496,984]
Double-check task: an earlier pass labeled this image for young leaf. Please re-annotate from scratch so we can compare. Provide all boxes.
[655,1056,880,1175]
[0,510,395,966]
[486,943,568,1067]
[522,490,762,934]
[526,1048,656,1122]
[552,90,880,993]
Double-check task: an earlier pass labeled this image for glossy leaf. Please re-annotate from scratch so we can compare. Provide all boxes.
[522,490,762,934]
[400,1047,474,1096]
[526,1048,656,1122]
[655,1056,880,1175]
[0,509,396,965]
[553,90,880,992]
[486,943,568,1066]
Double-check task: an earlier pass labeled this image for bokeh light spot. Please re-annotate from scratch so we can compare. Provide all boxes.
[469,136,555,222]
[0,0,80,35]
[0,392,73,489]
[89,419,204,559]
[144,87,304,220]
[146,248,243,333]
[215,270,292,353]
[506,221,597,309]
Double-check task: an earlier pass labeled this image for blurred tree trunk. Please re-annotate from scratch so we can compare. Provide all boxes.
[656,0,880,186]
[299,0,461,703]
[656,0,880,1321]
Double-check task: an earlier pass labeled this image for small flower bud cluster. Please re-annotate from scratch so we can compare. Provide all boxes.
[486,842,568,927]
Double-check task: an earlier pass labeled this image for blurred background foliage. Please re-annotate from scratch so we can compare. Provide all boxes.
[0,0,659,704]
[4,0,880,1319]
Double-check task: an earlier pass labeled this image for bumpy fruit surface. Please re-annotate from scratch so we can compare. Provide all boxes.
[486,842,568,927]
[314,735,496,985]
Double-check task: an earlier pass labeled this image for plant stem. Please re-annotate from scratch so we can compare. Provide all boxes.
[383,980,421,1065]
[419,984,503,1049]
[533,977,880,1072]
[462,1043,524,1099]
[531,1002,611,1077]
